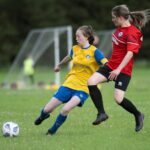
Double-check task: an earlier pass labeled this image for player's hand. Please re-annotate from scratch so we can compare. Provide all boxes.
[108,68,120,80]
[54,65,61,72]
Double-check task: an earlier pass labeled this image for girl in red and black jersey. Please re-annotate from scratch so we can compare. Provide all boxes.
[88,4,150,132]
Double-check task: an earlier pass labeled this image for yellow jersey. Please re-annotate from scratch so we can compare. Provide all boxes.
[63,45,107,93]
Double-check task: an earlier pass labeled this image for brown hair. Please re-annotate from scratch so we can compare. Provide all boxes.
[112,4,150,29]
[77,25,95,44]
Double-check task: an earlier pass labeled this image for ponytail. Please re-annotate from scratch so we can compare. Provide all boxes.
[112,5,150,29]
[88,36,94,45]
[130,9,150,29]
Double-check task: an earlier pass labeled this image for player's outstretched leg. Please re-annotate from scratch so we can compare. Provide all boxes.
[46,113,67,135]
[34,109,50,125]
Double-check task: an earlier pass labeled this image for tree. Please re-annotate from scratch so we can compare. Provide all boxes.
[0,0,150,64]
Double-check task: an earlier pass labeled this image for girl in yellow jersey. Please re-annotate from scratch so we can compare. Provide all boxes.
[34,25,108,135]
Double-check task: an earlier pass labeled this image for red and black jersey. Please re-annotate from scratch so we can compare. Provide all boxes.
[107,25,143,76]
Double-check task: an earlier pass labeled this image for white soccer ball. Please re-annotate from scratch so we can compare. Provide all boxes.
[2,121,19,137]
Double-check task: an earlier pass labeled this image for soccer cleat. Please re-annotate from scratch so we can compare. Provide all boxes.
[135,113,144,132]
[34,114,50,125]
[46,129,55,136]
[46,131,53,136]
[92,113,109,125]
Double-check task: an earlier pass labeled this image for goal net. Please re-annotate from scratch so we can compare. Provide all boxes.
[3,26,72,89]
[96,29,113,58]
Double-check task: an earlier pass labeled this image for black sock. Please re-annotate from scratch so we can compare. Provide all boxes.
[119,98,140,116]
[88,85,105,114]
[40,109,49,119]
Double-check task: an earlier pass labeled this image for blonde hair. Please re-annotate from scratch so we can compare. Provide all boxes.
[112,4,150,29]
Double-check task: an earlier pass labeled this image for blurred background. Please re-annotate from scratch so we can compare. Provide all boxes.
[0,2,150,149]
[0,0,150,89]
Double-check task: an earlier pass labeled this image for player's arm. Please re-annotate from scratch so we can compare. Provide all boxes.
[94,49,108,65]
[54,49,72,72]
[109,51,133,80]
[117,51,133,71]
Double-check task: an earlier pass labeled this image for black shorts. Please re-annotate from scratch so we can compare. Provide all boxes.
[97,65,131,91]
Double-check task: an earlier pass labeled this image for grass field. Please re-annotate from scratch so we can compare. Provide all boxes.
[0,66,150,150]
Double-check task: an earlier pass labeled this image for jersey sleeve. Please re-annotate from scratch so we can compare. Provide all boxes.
[127,32,142,54]
[69,49,73,58]
[94,49,108,65]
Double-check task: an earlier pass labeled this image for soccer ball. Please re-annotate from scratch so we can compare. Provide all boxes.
[2,122,19,137]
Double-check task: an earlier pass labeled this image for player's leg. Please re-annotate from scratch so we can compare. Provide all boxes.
[46,96,80,135]
[34,86,69,125]
[114,74,144,132]
[34,97,62,125]
[47,91,88,135]
[88,67,109,125]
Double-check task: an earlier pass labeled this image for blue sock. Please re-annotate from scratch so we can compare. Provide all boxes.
[48,114,67,134]
[40,109,50,119]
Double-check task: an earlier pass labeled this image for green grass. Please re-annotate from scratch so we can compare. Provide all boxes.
[0,66,150,150]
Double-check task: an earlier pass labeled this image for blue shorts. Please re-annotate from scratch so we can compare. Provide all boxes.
[53,86,89,107]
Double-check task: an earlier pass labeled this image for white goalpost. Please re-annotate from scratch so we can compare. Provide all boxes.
[3,26,73,89]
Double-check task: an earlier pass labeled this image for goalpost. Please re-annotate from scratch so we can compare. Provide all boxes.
[3,26,73,89]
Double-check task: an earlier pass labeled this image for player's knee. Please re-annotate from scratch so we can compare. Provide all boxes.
[88,77,96,85]
[114,96,122,104]
[61,107,70,115]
